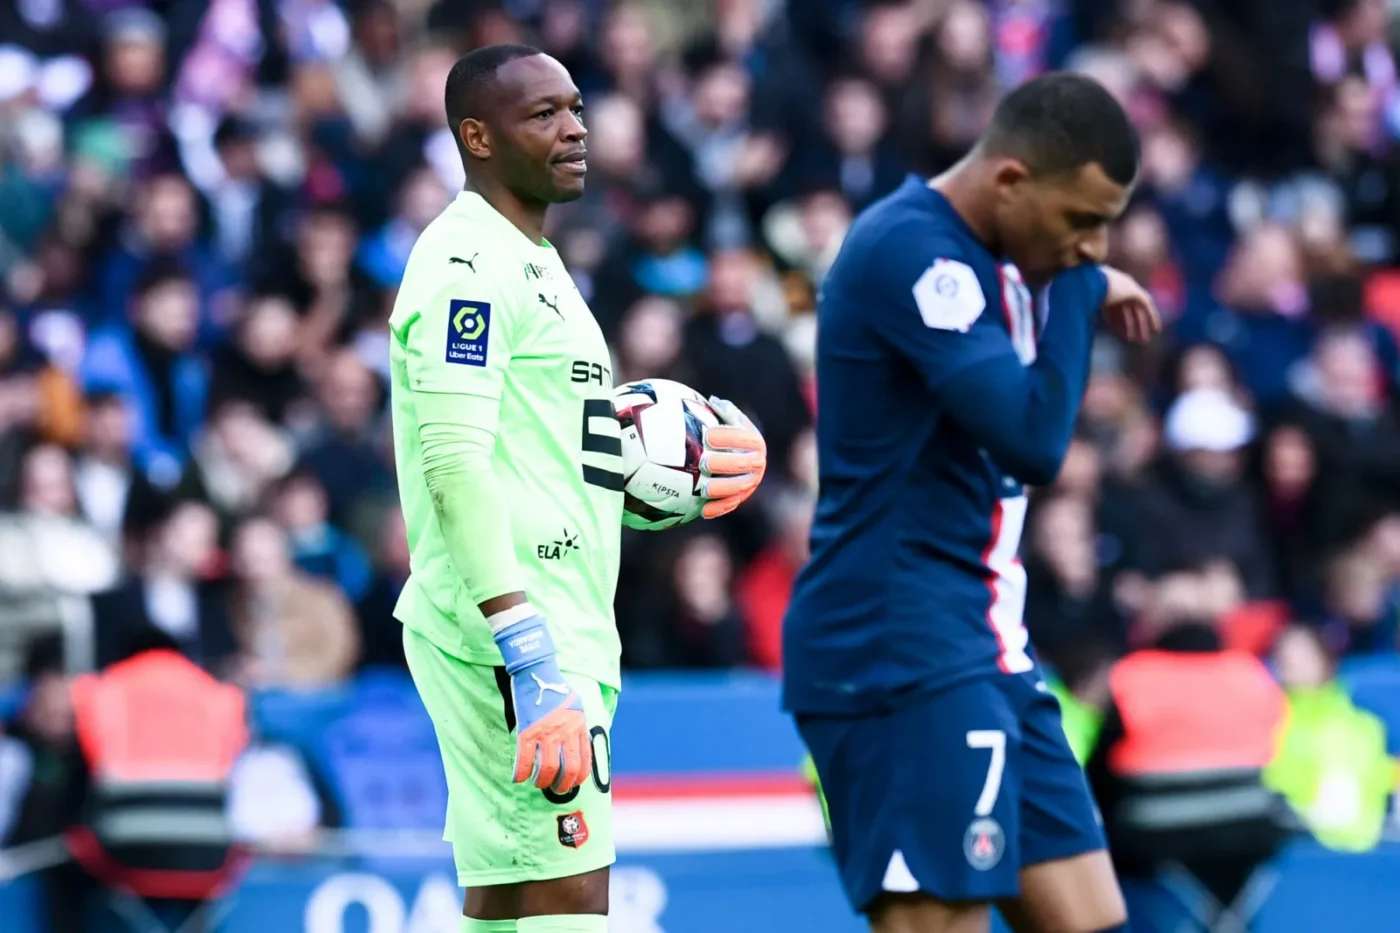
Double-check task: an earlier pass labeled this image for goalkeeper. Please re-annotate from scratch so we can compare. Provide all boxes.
[388,45,765,933]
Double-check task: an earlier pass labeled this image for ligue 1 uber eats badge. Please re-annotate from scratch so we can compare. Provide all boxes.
[558,810,589,848]
[446,299,490,366]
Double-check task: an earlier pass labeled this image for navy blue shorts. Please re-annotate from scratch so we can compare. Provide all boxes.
[796,674,1106,912]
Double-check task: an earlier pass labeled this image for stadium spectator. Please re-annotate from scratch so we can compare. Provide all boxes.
[1264,624,1396,852]
[1320,539,1400,655]
[80,261,209,483]
[801,73,904,209]
[1132,387,1276,596]
[296,348,393,527]
[72,389,177,545]
[899,0,1002,173]
[1025,490,1123,672]
[268,468,372,603]
[356,165,451,289]
[354,506,410,670]
[1180,223,1314,407]
[192,399,296,519]
[1294,327,1400,547]
[1314,77,1400,265]
[91,172,234,338]
[0,303,83,488]
[1110,202,1188,326]
[614,295,691,385]
[332,0,408,149]
[2,634,86,931]
[1086,606,1294,911]
[1076,339,1160,484]
[89,496,236,673]
[1135,117,1235,294]
[680,248,809,478]
[592,185,708,339]
[202,116,297,282]
[225,514,359,689]
[3,634,81,849]
[66,624,248,930]
[759,187,852,287]
[0,443,119,631]
[207,292,311,426]
[71,8,174,176]
[667,532,747,668]
[736,487,813,671]
[1256,418,1329,605]
[372,43,462,207]
[261,203,376,371]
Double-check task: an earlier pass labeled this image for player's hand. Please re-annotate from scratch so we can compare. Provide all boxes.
[1099,265,1162,345]
[510,675,592,793]
[698,395,767,520]
[494,611,592,793]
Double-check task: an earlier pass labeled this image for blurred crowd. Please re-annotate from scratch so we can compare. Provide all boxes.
[0,0,1399,888]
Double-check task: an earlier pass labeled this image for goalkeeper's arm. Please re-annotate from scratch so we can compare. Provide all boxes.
[416,392,592,793]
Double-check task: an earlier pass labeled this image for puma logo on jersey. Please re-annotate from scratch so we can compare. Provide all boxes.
[449,253,479,272]
[538,293,562,319]
[531,672,569,703]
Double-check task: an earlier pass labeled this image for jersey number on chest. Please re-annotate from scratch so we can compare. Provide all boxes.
[580,399,625,492]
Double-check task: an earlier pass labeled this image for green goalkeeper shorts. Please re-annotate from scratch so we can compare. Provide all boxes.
[403,626,618,887]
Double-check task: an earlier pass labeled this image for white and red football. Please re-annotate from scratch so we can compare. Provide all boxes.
[611,378,719,530]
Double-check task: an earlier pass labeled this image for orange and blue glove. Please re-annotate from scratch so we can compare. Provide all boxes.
[493,607,592,792]
[698,395,767,519]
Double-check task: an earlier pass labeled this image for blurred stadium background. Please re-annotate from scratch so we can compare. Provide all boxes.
[1,0,1400,930]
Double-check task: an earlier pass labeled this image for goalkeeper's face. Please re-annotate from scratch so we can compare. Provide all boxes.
[485,54,589,205]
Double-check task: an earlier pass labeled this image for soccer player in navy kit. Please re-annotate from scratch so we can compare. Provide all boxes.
[782,74,1160,932]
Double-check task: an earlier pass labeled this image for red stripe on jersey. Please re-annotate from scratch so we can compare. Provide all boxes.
[981,499,1013,674]
[998,267,1016,334]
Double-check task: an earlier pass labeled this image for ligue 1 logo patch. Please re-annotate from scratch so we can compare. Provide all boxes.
[557,810,589,848]
[963,817,1004,871]
[446,299,490,366]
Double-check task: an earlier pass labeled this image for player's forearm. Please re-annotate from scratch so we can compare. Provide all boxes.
[418,405,528,608]
[941,265,1106,485]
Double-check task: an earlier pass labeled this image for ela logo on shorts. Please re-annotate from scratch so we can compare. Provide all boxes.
[963,817,1004,871]
[558,810,590,848]
[446,299,490,366]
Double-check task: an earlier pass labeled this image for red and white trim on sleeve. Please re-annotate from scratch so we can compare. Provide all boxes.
[998,264,1038,365]
[981,495,1034,674]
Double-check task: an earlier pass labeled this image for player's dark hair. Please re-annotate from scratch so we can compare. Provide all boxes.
[981,72,1139,185]
[444,44,545,145]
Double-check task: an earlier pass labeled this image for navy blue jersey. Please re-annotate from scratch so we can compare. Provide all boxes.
[782,175,1107,714]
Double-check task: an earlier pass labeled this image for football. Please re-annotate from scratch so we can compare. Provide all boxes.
[612,378,720,530]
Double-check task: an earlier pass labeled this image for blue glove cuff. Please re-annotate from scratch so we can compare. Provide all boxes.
[493,614,559,677]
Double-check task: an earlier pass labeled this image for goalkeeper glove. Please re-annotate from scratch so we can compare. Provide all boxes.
[698,395,767,519]
[491,606,592,792]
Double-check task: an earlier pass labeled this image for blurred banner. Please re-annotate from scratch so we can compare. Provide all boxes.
[4,838,1400,931]
[1,672,1398,931]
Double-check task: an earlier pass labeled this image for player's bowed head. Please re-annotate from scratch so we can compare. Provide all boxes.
[933,71,1162,344]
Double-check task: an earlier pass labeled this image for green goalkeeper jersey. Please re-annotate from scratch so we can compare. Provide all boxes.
[388,191,624,688]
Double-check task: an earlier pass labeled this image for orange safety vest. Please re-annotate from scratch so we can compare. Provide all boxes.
[1107,649,1285,776]
[67,650,249,899]
[71,650,247,782]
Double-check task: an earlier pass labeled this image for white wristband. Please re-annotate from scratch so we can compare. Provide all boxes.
[485,602,537,635]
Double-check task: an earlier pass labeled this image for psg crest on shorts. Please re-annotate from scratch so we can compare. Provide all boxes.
[963,817,1004,871]
[557,810,590,848]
